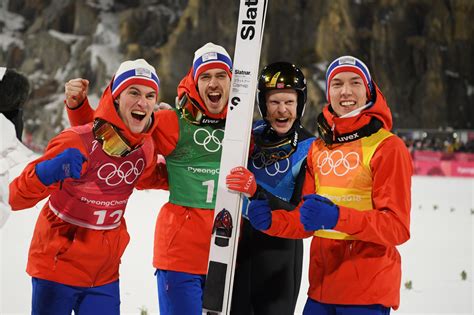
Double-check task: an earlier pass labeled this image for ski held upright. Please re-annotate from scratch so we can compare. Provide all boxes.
[202,0,268,314]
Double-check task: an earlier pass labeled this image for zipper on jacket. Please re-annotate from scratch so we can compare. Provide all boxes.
[53,226,78,270]
[319,238,327,301]
[91,231,111,287]
[347,240,361,282]
[167,208,191,250]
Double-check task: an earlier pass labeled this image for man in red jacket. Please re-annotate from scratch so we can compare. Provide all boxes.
[10,59,168,315]
[65,43,233,314]
[244,55,413,314]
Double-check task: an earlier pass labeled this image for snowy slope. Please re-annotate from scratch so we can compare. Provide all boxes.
[0,118,472,314]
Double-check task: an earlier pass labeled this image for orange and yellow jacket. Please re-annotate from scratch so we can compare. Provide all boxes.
[263,84,413,309]
[10,84,168,287]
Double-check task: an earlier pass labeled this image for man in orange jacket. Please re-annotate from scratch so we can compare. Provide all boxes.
[65,43,233,314]
[238,55,413,315]
[9,59,168,315]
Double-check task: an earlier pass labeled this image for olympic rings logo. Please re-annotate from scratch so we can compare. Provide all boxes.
[251,151,290,176]
[316,150,359,176]
[193,128,224,153]
[97,158,145,186]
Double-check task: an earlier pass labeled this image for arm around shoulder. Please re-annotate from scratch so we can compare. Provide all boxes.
[136,136,169,190]
[151,110,180,156]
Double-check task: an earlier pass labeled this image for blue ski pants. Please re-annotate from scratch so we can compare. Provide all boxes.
[303,297,391,315]
[31,277,120,315]
[156,269,206,315]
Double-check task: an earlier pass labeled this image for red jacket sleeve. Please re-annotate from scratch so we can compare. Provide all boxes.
[334,136,413,246]
[152,110,180,156]
[136,160,169,190]
[136,136,169,190]
[9,131,88,210]
[67,98,95,127]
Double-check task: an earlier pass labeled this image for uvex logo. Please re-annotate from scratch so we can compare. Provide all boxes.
[293,132,298,146]
[337,132,359,142]
[240,0,258,40]
[201,118,220,124]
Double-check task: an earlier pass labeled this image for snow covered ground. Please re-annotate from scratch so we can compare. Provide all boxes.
[0,122,472,314]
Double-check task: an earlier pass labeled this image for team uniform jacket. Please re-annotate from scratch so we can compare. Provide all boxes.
[67,68,227,276]
[244,120,314,214]
[232,120,315,315]
[10,84,168,287]
[262,84,413,309]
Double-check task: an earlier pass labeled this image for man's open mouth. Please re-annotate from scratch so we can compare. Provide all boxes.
[208,92,221,103]
[131,110,146,121]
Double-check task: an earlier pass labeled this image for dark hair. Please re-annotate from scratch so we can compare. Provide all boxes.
[0,68,30,112]
[0,68,30,140]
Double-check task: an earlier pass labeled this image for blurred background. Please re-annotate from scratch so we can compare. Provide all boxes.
[0,0,473,152]
[0,1,473,314]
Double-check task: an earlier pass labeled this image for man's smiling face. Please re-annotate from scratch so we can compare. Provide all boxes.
[329,72,368,117]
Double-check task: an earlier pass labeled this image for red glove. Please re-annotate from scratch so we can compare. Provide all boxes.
[226,166,257,197]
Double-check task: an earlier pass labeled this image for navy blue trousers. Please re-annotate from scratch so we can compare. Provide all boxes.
[156,269,206,315]
[31,277,120,315]
[303,297,391,315]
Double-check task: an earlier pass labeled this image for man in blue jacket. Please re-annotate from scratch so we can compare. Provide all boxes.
[227,62,315,315]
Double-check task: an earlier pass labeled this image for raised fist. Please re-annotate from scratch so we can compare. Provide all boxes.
[65,78,89,109]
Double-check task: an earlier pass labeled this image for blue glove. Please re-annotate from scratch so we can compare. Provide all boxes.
[35,148,86,186]
[300,194,339,231]
[247,199,272,231]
